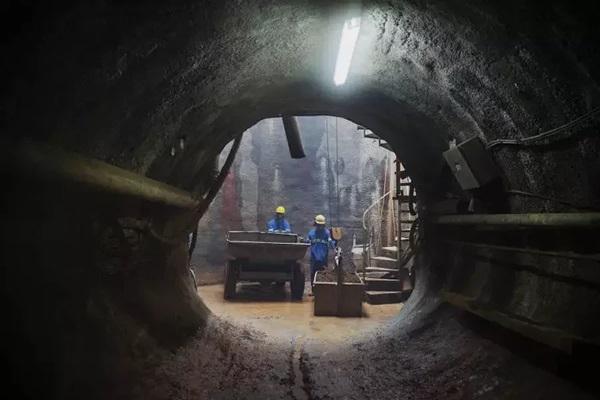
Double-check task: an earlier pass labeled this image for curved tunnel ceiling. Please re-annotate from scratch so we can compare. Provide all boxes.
[6,0,599,206]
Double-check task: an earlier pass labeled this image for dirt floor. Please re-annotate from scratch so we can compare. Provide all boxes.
[199,283,402,343]
[135,284,595,400]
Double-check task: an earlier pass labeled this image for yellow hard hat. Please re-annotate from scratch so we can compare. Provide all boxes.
[276,206,285,214]
[315,214,326,225]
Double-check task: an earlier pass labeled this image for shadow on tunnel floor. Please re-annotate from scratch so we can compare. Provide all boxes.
[220,282,292,302]
[456,309,600,397]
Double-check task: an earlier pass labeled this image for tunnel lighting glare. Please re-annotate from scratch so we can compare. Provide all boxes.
[333,17,361,86]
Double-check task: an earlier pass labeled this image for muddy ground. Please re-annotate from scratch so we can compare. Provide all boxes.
[316,270,362,283]
[134,289,593,400]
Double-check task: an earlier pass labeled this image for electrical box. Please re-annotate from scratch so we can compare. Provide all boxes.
[443,136,498,190]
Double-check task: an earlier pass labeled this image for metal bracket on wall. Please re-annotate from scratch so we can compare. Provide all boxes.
[443,136,499,190]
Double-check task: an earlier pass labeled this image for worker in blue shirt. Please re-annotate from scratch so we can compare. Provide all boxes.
[306,214,335,288]
[266,206,292,233]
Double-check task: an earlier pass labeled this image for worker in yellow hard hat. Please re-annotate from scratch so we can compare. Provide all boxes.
[306,214,334,289]
[266,206,291,233]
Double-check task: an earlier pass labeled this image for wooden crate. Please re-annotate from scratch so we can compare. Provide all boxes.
[313,272,364,317]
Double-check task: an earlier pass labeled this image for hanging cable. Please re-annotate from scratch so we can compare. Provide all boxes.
[187,134,243,259]
[195,135,243,218]
[486,106,600,149]
[335,117,340,225]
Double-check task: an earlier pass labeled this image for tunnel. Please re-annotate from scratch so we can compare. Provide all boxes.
[2,1,600,398]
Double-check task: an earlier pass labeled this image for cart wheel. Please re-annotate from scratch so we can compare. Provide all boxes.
[290,262,305,300]
[224,260,238,300]
[274,281,286,289]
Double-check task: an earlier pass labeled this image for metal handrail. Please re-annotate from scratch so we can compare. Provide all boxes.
[362,190,392,230]
[361,190,393,279]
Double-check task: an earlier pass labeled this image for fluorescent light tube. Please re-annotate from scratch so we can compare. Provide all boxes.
[333,17,361,86]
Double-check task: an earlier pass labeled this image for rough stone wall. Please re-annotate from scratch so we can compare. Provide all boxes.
[1,174,208,399]
[191,116,391,282]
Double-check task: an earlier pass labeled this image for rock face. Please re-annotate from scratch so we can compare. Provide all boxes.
[2,1,600,398]
[192,116,391,280]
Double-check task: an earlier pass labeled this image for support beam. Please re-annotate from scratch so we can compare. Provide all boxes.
[432,213,600,228]
[5,140,199,210]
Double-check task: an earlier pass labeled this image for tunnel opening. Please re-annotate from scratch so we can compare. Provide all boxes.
[190,115,421,343]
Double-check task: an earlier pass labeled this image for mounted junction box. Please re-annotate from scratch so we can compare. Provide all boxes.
[443,136,498,190]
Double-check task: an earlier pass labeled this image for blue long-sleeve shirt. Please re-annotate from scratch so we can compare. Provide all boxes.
[306,227,334,266]
[266,217,291,233]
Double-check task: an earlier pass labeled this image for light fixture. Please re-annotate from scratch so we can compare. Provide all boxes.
[333,17,361,86]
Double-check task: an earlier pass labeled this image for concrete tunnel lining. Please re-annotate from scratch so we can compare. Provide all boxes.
[2,0,600,398]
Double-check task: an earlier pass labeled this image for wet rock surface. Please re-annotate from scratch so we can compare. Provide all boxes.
[138,317,291,400]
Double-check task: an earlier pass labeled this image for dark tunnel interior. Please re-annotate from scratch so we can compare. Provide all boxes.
[2,1,600,399]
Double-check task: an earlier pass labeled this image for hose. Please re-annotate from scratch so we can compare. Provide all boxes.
[150,134,243,250]
[195,135,243,219]
[186,134,242,259]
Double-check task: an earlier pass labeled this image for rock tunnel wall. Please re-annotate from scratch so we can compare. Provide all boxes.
[2,0,600,398]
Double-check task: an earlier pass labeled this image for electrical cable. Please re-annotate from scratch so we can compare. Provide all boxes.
[196,134,243,217]
[186,134,242,257]
[486,106,600,149]
[325,117,332,223]
[506,189,600,211]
